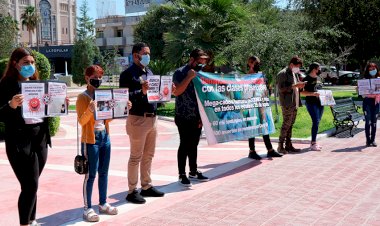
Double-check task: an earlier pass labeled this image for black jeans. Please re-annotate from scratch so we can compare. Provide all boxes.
[5,123,48,225]
[248,135,273,151]
[175,118,202,175]
[363,97,379,144]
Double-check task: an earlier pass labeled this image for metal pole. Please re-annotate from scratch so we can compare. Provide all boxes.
[35,0,40,51]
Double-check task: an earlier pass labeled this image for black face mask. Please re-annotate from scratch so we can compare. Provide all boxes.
[193,63,205,72]
[253,64,260,72]
[89,79,102,88]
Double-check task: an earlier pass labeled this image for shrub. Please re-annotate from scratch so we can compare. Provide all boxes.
[31,50,51,80]
[48,117,60,136]
[0,58,9,80]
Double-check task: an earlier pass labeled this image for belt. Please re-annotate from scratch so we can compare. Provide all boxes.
[130,112,156,117]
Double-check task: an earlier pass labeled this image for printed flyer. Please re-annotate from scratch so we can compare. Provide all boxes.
[318,90,336,106]
[358,78,380,95]
[21,81,67,118]
[94,88,130,119]
[147,75,173,103]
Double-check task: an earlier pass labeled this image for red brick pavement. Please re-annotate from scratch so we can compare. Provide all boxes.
[0,113,379,226]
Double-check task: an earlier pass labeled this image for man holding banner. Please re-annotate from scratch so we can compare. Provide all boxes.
[173,49,210,187]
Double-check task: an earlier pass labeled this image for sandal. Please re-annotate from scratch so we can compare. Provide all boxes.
[83,208,99,222]
[99,203,118,215]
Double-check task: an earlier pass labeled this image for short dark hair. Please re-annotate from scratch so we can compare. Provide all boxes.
[307,62,320,74]
[289,56,303,66]
[190,49,208,60]
[132,42,149,54]
[248,56,260,65]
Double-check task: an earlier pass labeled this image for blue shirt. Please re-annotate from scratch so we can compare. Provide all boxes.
[119,63,157,115]
[172,65,200,121]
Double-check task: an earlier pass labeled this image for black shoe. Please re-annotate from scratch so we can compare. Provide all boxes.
[371,142,377,147]
[367,142,372,147]
[248,150,262,160]
[189,171,209,182]
[140,186,165,197]
[178,174,192,187]
[126,189,146,204]
[285,146,301,152]
[267,149,283,158]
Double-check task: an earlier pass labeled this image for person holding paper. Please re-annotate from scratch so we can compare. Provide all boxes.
[0,48,55,226]
[76,65,124,222]
[362,62,380,147]
[301,62,324,151]
[245,56,283,160]
[119,42,165,204]
[276,56,306,154]
[173,49,210,187]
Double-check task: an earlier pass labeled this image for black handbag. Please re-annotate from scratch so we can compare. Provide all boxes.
[74,154,88,174]
[74,121,88,174]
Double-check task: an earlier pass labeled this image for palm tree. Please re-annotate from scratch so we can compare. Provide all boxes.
[21,6,39,47]
[163,0,249,65]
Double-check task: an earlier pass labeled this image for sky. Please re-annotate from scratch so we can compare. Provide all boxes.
[77,0,288,20]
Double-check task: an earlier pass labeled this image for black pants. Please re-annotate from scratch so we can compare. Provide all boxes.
[248,135,273,151]
[5,124,48,225]
[175,118,202,175]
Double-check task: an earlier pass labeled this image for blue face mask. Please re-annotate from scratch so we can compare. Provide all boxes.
[369,69,377,76]
[19,64,35,78]
[140,54,150,67]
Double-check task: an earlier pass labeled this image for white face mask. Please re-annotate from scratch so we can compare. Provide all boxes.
[292,67,300,74]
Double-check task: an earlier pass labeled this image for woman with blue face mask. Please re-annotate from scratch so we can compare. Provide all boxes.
[361,62,380,147]
[0,47,55,226]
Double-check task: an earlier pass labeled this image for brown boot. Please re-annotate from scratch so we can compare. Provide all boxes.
[285,140,301,152]
[277,142,287,154]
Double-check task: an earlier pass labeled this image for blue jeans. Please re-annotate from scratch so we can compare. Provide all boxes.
[363,98,379,144]
[82,130,111,209]
[306,103,324,142]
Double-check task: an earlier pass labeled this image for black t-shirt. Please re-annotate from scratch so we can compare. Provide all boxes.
[303,75,323,105]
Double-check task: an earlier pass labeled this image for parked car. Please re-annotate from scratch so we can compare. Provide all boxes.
[337,72,360,85]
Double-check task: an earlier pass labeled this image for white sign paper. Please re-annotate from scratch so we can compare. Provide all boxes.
[94,89,113,120]
[47,82,67,116]
[113,88,129,118]
[318,90,336,106]
[21,82,46,118]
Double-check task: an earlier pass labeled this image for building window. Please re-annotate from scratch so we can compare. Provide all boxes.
[52,15,56,42]
[96,31,104,38]
[39,0,51,41]
[116,29,123,37]
[62,28,64,34]
[60,3,68,11]
[19,0,29,5]
[66,28,68,34]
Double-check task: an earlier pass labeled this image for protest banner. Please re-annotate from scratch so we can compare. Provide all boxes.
[358,78,380,95]
[193,71,275,145]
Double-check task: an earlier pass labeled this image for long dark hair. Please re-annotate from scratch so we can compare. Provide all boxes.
[2,47,39,81]
[363,62,380,79]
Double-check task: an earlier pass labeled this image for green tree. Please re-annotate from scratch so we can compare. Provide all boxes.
[72,0,99,85]
[163,0,249,65]
[20,6,39,47]
[294,0,380,70]
[0,15,18,59]
[76,0,94,40]
[72,39,99,85]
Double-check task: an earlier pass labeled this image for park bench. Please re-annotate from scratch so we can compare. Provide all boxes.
[330,98,364,136]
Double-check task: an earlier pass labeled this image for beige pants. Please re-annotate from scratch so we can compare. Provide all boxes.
[126,115,157,193]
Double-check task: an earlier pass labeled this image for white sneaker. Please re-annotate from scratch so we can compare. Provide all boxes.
[310,143,321,151]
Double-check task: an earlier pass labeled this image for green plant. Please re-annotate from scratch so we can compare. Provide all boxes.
[48,117,60,136]
[0,58,9,80]
[149,59,176,75]
[31,50,51,80]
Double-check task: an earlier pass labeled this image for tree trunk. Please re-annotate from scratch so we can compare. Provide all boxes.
[29,30,32,47]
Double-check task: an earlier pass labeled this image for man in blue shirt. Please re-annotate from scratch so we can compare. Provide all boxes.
[119,42,164,204]
[173,49,210,187]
